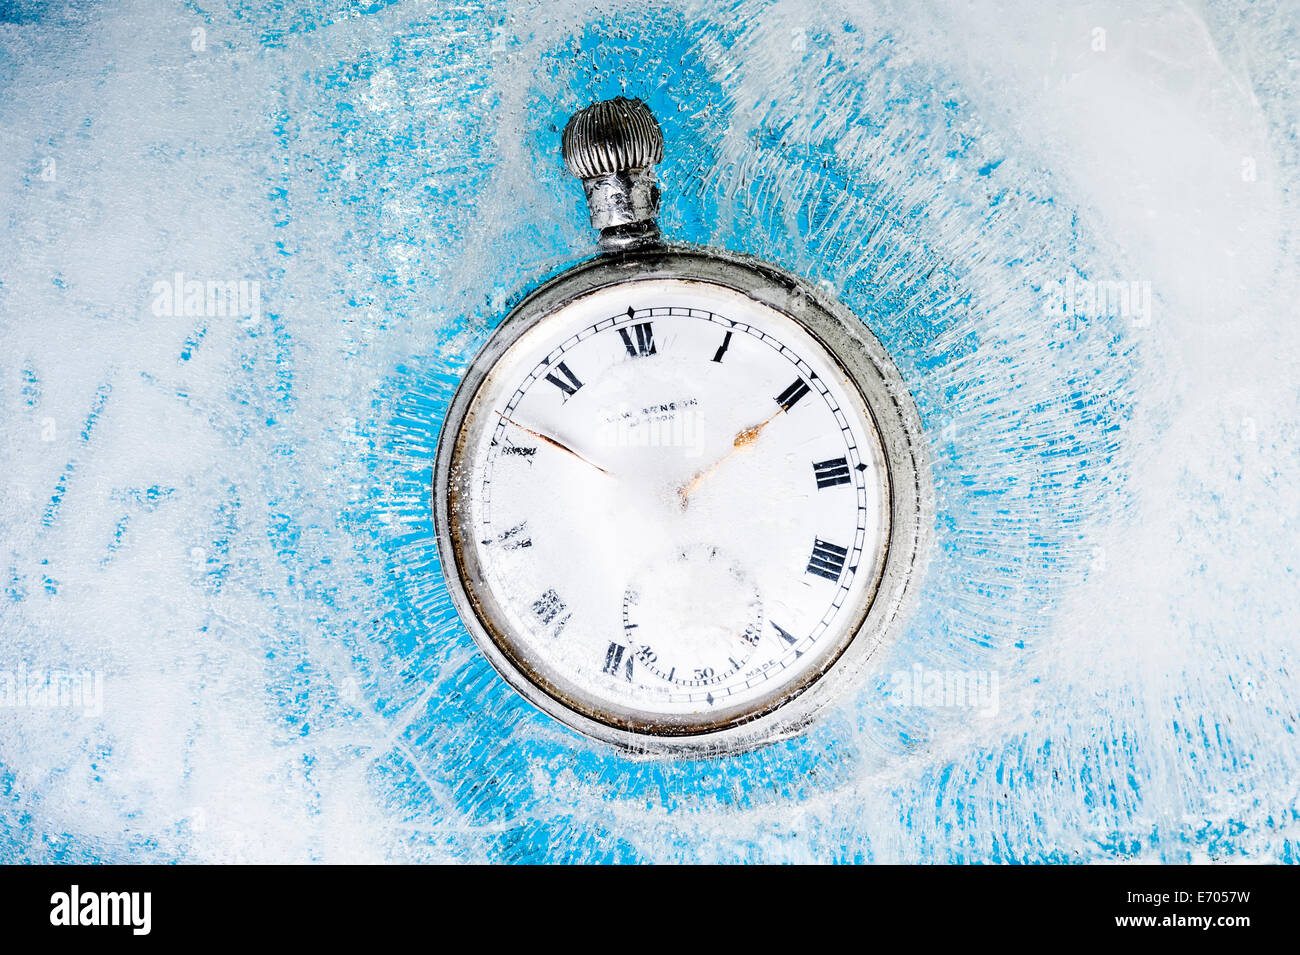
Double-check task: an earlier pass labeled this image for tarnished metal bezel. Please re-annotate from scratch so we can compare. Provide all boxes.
[433,246,932,758]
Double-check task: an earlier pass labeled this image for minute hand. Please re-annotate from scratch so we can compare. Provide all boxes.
[496,413,611,476]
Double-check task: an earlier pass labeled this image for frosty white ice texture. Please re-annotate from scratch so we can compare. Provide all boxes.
[0,0,1296,862]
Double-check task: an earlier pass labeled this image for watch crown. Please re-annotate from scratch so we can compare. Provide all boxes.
[561,96,664,179]
[561,97,664,251]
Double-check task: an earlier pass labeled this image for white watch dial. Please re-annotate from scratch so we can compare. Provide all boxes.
[446,277,891,733]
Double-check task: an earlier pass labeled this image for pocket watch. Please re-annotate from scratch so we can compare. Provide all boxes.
[433,97,931,757]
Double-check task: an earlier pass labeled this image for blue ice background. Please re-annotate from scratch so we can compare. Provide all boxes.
[0,0,1296,863]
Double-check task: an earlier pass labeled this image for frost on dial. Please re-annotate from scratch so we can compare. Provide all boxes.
[453,278,891,729]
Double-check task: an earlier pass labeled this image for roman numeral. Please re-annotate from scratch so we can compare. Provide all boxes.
[543,360,583,399]
[772,622,797,646]
[531,589,571,637]
[482,521,531,550]
[618,322,656,357]
[806,538,848,582]
[812,457,852,489]
[500,438,537,462]
[711,330,733,363]
[602,642,633,681]
[775,378,811,411]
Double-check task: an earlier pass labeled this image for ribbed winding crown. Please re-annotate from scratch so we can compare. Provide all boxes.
[562,97,664,179]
